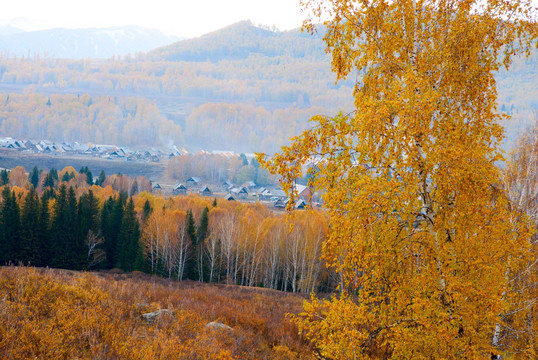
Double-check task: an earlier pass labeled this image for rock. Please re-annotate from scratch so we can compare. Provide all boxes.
[205,321,233,331]
[141,309,174,323]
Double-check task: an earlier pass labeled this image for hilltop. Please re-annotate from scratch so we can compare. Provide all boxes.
[148,20,327,62]
[0,21,534,153]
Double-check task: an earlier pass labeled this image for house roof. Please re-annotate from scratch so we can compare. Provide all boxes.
[294,184,309,195]
[231,187,248,194]
[295,199,307,209]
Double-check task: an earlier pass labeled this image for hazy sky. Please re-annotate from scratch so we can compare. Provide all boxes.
[1,0,305,38]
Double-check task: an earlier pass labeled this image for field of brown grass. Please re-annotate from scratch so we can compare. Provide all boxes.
[0,266,315,359]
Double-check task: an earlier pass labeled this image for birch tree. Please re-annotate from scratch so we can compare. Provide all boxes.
[259,0,538,358]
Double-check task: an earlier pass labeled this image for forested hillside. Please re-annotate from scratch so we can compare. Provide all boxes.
[0,21,535,153]
[0,165,330,293]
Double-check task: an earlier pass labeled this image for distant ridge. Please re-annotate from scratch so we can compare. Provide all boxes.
[147,21,328,62]
[0,26,179,59]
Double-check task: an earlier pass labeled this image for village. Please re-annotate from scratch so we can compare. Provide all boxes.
[0,136,315,210]
[155,176,312,210]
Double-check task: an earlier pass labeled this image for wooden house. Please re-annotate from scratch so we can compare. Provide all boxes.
[187,177,202,188]
[231,186,248,199]
[199,186,213,197]
[173,183,187,195]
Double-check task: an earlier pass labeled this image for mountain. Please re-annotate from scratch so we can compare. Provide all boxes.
[0,26,179,59]
[148,20,328,62]
[0,21,534,153]
[0,26,25,36]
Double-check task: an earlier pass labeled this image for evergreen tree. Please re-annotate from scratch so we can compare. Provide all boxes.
[38,195,51,266]
[142,199,152,222]
[49,168,58,182]
[185,209,197,280]
[96,170,106,186]
[78,189,100,268]
[100,197,113,268]
[117,198,143,272]
[0,187,20,264]
[0,169,9,186]
[86,168,93,185]
[29,166,40,189]
[50,185,83,269]
[79,166,93,186]
[61,171,73,183]
[43,172,55,189]
[196,207,210,282]
[50,185,68,268]
[102,193,126,268]
[130,180,138,196]
[20,187,41,265]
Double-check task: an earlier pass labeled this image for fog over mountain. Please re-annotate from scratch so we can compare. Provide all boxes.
[0,26,179,58]
[0,21,534,153]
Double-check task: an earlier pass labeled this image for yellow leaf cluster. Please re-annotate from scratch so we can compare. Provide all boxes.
[260,0,538,358]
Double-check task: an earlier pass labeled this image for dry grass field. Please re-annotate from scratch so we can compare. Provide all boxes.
[0,266,315,359]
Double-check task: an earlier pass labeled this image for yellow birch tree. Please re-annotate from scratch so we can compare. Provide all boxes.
[259,0,537,358]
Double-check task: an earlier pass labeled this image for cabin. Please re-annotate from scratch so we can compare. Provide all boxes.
[225,193,236,201]
[186,177,202,188]
[294,199,307,210]
[173,183,187,195]
[242,181,256,190]
[274,198,287,208]
[294,184,311,201]
[231,186,248,199]
[222,180,234,190]
[199,186,213,197]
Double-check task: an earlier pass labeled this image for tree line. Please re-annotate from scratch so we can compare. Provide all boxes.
[0,166,331,292]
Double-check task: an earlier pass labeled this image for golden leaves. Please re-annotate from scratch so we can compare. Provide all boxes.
[261,0,538,358]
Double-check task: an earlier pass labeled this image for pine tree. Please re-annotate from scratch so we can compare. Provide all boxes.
[20,187,41,265]
[50,184,82,269]
[49,168,58,182]
[142,199,152,222]
[96,170,106,186]
[78,189,99,268]
[100,197,113,268]
[38,195,51,266]
[0,187,20,264]
[117,198,143,272]
[130,180,138,196]
[29,166,40,189]
[102,193,126,268]
[0,169,9,186]
[79,166,93,186]
[185,209,197,280]
[196,207,210,282]
[78,190,99,237]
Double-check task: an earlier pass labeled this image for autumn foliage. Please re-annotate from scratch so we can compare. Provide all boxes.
[0,266,314,359]
[259,0,538,358]
[0,165,331,293]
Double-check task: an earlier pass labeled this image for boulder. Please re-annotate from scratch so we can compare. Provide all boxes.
[141,309,174,323]
[205,321,233,331]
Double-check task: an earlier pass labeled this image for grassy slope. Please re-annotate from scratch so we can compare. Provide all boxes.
[0,267,314,359]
